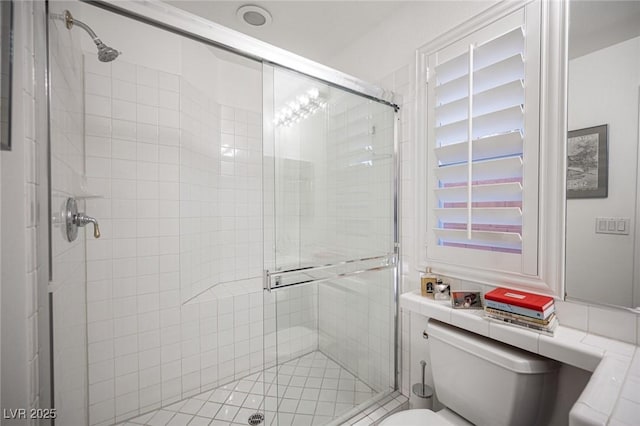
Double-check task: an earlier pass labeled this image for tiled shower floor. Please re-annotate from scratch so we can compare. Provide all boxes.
[119,351,377,426]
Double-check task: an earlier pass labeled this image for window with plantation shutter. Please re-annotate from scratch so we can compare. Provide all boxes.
[419,1,542,275]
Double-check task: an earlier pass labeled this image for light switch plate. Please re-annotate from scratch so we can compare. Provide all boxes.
[595,217,630,235]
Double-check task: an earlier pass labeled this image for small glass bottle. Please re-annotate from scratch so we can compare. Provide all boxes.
[420,268,437,298]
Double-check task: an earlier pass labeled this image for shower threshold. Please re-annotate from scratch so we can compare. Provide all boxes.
[118,351,377,426]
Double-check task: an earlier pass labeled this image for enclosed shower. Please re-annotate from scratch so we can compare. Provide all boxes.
[48,2,398,425]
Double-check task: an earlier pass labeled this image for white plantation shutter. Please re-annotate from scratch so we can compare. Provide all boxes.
[424,4,541,274]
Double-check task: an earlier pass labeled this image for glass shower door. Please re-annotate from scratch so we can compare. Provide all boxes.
[262,65,397,425]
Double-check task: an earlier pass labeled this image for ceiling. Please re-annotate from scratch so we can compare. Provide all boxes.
[164,1,640,72]
[569,0,640,59]
[164,1,410,64]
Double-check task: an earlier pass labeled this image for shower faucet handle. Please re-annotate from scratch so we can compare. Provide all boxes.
[74,212,101,239]
[65,197,101,241]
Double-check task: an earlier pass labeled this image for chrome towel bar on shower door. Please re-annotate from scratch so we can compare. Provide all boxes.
[263,253,397,291]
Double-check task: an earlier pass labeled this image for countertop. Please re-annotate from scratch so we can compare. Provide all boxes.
[400,290,640,426]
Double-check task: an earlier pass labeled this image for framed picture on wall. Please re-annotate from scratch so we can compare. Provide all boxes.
[567,124,608,199]
[0,0,13,151]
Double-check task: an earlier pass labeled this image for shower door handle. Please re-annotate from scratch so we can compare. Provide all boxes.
[264,253,397,291]
[65,197,101,242]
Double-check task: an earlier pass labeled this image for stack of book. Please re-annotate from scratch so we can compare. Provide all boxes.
[483,287,558,335]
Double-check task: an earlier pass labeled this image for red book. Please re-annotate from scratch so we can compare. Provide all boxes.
[484,287,554,312]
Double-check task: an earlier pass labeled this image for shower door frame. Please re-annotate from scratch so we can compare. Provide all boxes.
[81,0,398,108]
[49,0,401,410]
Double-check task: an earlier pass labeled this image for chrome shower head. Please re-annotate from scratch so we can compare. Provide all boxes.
[61,10,120,63]
[96,43,120,63]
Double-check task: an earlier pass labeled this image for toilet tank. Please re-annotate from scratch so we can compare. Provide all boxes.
[427,320,559,426]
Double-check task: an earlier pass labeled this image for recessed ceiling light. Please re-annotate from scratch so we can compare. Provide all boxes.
[236,5,272,27]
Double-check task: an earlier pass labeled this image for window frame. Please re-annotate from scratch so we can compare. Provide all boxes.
[414,0,568,297]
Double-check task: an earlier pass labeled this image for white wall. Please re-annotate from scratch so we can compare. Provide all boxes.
[327,1,495,83]
[316,91,396,393]
[566,36,640,307]
[1,0,32,417]
[1,0,50,421]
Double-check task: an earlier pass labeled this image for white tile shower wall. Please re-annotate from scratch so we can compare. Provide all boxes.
[327,97,395,259]
[263,112,321,367]
[179,78,220,304]
[179,78,265,395]
[270,111,323,267]
[82,56,268,424]
[272,156,307,265]
[180,84,263,303]
[272,285,319,363]
[218,105,263,284]
[267,95,397,384]
[318,272,394,393]
[261,155,319,371]
[48,2,89,424]
[316,95,396,395]
[270,93,393,265]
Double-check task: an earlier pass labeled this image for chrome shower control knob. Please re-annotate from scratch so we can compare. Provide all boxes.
[74,212,101,239]
[65,198,101,242]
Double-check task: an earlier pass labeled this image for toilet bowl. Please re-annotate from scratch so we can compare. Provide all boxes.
[379,408,472,426]
[382,320,559,426]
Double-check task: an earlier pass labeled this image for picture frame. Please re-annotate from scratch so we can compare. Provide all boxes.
[567,124,608,199]
[0,0,13,151]
[451,291,482,309]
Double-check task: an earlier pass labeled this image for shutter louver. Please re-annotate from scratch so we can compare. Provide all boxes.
[432,26,525,254]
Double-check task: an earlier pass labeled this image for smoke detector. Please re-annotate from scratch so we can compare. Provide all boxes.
[237,5,272,27]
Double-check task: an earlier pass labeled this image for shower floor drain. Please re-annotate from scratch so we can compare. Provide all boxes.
[248,412,264,425]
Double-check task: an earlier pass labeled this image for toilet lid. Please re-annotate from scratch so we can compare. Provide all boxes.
[379,409,456,426]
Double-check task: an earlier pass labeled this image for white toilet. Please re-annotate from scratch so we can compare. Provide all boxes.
[382,320,559,426]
